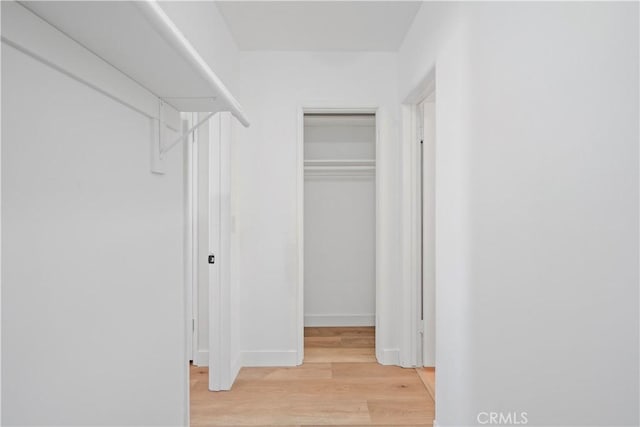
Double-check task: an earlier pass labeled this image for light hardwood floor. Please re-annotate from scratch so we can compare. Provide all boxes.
[415,368,435,402]
[191,327,435,426]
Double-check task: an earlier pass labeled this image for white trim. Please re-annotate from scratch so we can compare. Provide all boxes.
[241,351,298,367]
[296,107,305,366]
[302,107,378,115]
[404,69,436,105]
[374,110,382,366]
[379,348,400,366]
[190,114,200,366]
[400,73,436,368]
[421,101,437,368]
[304,314,375,327]
[181,112,191,427]
[400,103,422,368]
[185,114,199,364]
[296,104,383,368]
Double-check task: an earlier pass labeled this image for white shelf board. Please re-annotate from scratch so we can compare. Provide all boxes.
[18,0,249,127]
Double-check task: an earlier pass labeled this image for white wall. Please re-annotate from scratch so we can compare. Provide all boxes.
[304,121,376,160]
[1,42,185,425]
[235,52,402,365]
[399,2,639,426]
[304,119,376,327]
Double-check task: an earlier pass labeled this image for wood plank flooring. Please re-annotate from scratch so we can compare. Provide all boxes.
[191,327,434,426]
[415,368,435,402]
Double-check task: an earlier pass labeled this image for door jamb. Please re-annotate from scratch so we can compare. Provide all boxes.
[183,112,197,427]
[400,73,435,367]
[185,113,199,365]
[296,104,380,365]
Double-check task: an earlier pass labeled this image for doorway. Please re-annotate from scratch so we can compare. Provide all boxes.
[298,108,379,363]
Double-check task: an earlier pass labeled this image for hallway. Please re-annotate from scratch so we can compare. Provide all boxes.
[190,327,434,426]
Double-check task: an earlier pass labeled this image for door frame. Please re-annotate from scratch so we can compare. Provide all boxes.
[400,72,436,367]
[296,104,381,365]
[183,112,197,427]
[185,112,199,364]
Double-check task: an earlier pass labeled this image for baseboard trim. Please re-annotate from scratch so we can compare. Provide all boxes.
[241,350,297,367]
[378,348,400,365]
[304,314,375,327]
[193,350,209,367]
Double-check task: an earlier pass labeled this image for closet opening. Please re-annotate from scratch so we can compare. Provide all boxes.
[301,111,377,363]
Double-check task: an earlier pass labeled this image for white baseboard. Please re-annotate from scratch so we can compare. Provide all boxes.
[304,314,375,327]
[378,348,400,365]
[241,350,298,367]
[433,421,440,427]
[192,350,209,367]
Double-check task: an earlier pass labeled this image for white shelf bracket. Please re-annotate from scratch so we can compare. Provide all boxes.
[161,111,215,156]
[150,103,216,174]
[150,101,167,174]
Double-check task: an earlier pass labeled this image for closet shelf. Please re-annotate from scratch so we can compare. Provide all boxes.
[304,159,375,178]
[7,0,249,173]
[15,0,249,127]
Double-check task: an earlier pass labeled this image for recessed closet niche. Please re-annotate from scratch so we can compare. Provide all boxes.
[304,113,376,327]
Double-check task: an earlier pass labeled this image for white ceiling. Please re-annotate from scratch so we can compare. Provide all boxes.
[215,1,423,51]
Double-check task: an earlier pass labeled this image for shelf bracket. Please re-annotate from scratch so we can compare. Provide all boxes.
[150,101,215,174]
[160,111,215,156]
[150,101,166,174]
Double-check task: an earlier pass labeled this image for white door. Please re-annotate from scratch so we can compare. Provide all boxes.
[421,101,436,367]
[207,112,238,391]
